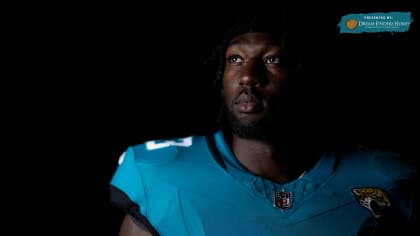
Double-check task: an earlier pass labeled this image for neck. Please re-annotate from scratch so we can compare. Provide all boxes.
[228,133,318,184]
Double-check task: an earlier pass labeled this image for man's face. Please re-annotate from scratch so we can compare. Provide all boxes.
[222,32,291,140]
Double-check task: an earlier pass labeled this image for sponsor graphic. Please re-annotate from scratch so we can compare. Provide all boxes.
[338,12,412,33]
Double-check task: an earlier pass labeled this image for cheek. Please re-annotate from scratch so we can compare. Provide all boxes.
[266,81,286,94]
[221,80,235,103]
[266,75,289,93]
[222,76,228,88]
[222,74,235,92]
[268,70,288,84]
[223,65,239,83]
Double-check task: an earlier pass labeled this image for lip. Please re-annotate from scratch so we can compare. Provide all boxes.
[237,101,261,113]
[234,94,263,113]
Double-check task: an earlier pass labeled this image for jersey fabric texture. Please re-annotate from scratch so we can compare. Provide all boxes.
[110,130,416,236]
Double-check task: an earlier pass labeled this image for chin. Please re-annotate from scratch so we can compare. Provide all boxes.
[229,113,277,141]
[235,112,263,124]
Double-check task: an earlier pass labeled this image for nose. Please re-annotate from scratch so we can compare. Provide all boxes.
[239,60,263,87]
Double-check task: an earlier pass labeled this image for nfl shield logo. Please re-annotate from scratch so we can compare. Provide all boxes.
[273,190,293,210]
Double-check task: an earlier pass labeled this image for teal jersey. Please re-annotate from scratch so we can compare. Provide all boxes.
[110,131,416,235]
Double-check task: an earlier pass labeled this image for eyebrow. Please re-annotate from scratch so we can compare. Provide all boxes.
[228,39,242,46]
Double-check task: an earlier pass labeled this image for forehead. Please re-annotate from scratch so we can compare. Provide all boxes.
[227,32,284,50]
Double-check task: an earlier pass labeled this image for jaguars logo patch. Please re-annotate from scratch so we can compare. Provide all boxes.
[351,187,391,219]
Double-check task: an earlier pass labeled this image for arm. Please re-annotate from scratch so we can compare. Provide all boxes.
[110,148,155,235]
[118,214,153,236]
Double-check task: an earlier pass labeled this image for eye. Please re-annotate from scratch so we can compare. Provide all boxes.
[227,55,243,64]
[264,56,281,64]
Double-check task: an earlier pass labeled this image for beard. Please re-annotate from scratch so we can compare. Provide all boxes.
[222,100,286,142]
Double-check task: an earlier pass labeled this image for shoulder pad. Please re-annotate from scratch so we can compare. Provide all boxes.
[372,150,417,181]
[131,136,195,164]
[344,149,416,181]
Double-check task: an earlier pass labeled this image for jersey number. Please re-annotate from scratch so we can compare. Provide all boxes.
[146,137,192,150]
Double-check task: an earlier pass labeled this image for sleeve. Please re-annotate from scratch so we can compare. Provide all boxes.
[373,151,418,234]
[109,146,147,215]
[375,151,417,181]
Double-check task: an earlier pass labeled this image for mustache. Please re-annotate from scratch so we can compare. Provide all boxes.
[233,88,262,104]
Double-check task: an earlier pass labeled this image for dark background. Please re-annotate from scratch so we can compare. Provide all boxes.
[6,0,415,234]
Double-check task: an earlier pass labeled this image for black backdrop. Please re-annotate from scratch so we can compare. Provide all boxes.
[7,0,415,234]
